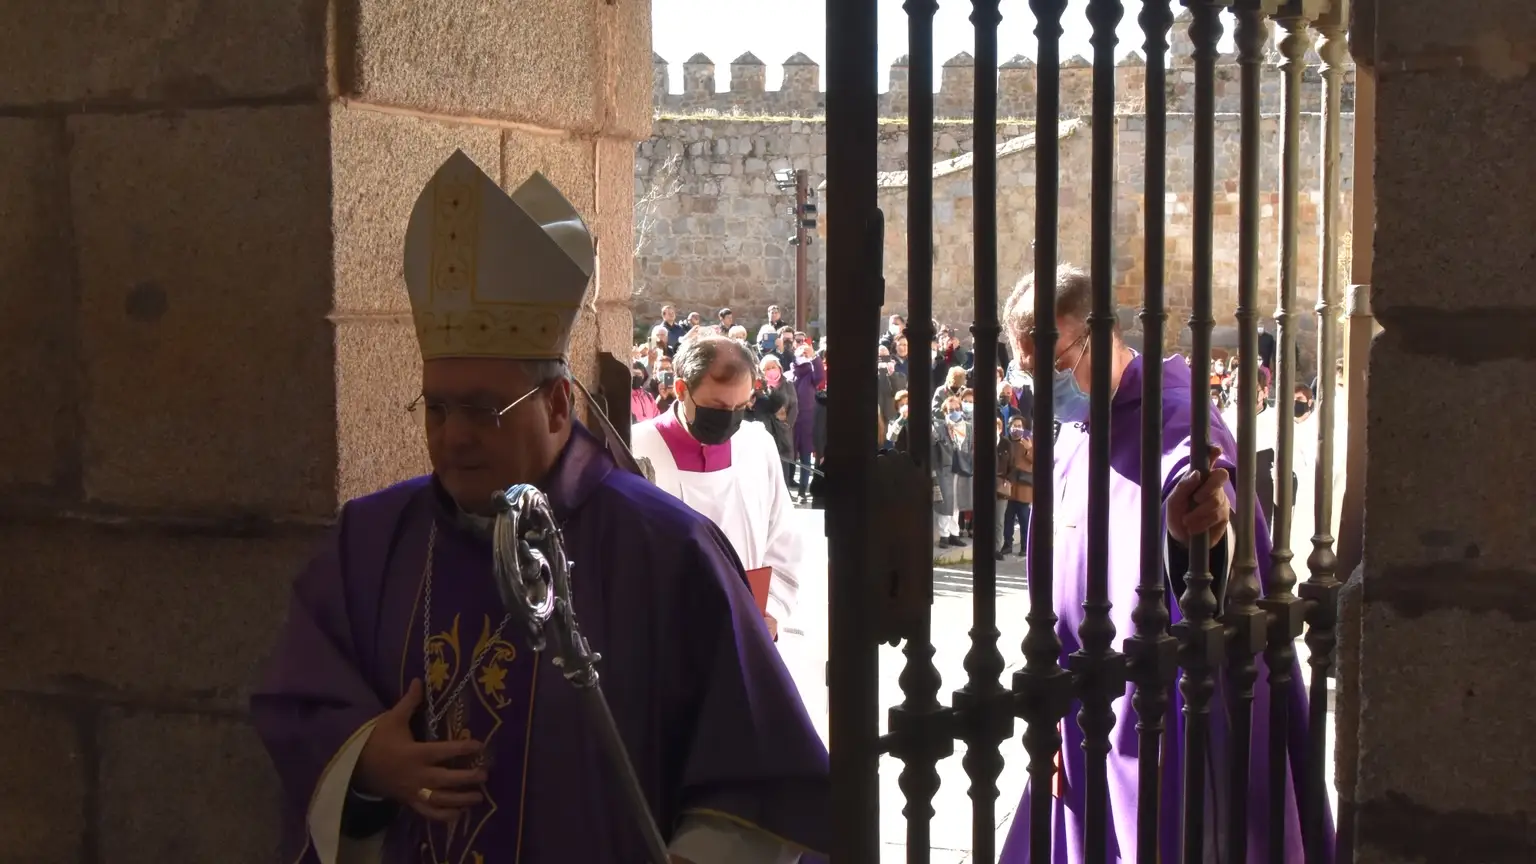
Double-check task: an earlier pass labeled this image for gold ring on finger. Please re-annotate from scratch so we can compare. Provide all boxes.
[416,787,434,803]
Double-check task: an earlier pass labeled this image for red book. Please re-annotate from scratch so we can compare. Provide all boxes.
[745,567,772,615]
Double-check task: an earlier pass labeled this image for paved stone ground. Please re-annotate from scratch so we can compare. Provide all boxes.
[778,507,1336,862]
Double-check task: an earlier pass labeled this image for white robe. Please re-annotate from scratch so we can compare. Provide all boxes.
[631,413,804,626]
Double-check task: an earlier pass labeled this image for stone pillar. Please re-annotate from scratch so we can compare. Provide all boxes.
[0,0,650,860]
[1357,0,1536,861]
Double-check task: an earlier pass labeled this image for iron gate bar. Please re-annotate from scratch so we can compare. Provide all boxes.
[949,0,1012,860]
[1013,4,1074,864]
[1224,4,1272,864]
[1300,4,1348,860]
[824,0,882,860]
[1074,1,1131,863]
[1258,6,1312,862]
[1125,2,1180,863]
[1171,2,1225,862]
[887,0,954,859]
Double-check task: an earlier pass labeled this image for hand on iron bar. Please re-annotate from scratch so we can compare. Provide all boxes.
[354,678,488,823]
[1166,457,1231,550]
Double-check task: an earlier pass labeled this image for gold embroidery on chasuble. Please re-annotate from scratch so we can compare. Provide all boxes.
[419,613,538,864]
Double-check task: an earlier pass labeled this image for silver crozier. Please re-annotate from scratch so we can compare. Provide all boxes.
[490,484,671,864]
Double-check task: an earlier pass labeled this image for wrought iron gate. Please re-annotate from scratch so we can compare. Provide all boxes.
[824,0,1355,861]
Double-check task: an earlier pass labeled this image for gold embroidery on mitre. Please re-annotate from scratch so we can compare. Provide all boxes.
[404,152,594,363]
[428,172,481,302]
[413,305,570,360]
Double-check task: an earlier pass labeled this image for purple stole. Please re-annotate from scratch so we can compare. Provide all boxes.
[395,517,539,864]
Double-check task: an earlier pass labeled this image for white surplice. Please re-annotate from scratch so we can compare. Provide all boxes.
[631,410,804,626]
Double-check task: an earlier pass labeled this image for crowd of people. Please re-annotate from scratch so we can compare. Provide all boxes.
[632,304,1043,561]
[633,298,1339,568]
[633,303,827,501]
[628,266,1334,861]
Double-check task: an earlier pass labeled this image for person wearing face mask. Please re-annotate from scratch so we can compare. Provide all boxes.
[630,360,659,422]
[631,331,805,645]
[932,365,969,414]
[995,415,1034,560]
[1293,383,1314,423]
[786,343,824,501]
[950,391,977,539]
[750,354,798,486]
[931,395,964,546]
[998,265,1324,864]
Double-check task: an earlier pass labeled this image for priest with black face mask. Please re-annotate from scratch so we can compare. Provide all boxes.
[631,330,805,644]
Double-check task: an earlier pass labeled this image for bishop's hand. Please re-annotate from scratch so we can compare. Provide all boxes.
[354,678,488,823]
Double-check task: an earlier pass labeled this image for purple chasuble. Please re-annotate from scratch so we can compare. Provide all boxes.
[394,522,538,863]
[252,422,830,863]
[999,355,1332,864]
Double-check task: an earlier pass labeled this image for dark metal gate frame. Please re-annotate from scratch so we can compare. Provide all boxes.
[827,1,1350,862]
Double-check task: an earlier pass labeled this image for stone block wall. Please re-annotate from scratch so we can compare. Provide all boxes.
[1354,1,1536,859]
[652,18,1353,122]
[0,1,650,860]
[641,105,1355,375]
[866,112,1354,373]
[639,13,1356,349]
[632,117,1036,329]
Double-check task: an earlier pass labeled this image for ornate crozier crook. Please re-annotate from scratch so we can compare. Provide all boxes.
[490,484,670,864]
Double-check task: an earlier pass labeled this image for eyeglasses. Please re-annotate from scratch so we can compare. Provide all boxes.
[406,386,539,431]
[1054,333,1090,373]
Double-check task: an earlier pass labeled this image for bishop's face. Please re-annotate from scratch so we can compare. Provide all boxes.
[420,358,572,515]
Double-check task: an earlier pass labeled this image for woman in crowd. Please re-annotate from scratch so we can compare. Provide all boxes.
[953,389,977,537]
[752,354,798,488]
[932,365,968,413]
[649,323,672,360]
[787,342,824,500]
[932,393,962,546]
[997,413,1034,558]
[630,359,659,422]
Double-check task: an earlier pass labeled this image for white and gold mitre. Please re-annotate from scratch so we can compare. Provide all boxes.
[403,151,595,361]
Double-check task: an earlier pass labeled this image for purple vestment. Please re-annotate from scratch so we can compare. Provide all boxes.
[788,357,823,458]
[252,423,829,863]
[1000,355,1332,864]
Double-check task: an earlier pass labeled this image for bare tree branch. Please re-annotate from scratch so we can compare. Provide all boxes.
[633,153,684,267]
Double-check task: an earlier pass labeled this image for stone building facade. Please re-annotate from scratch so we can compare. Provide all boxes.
[636,14,1356,353]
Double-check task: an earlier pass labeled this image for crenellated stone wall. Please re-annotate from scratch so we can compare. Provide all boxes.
[651,19,1353,121]
[636,14,1357,350]
[866,112,1356,373]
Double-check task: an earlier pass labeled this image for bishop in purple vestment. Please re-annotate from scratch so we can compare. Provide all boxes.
[251,152,828,864]
[998,266,1332,864]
